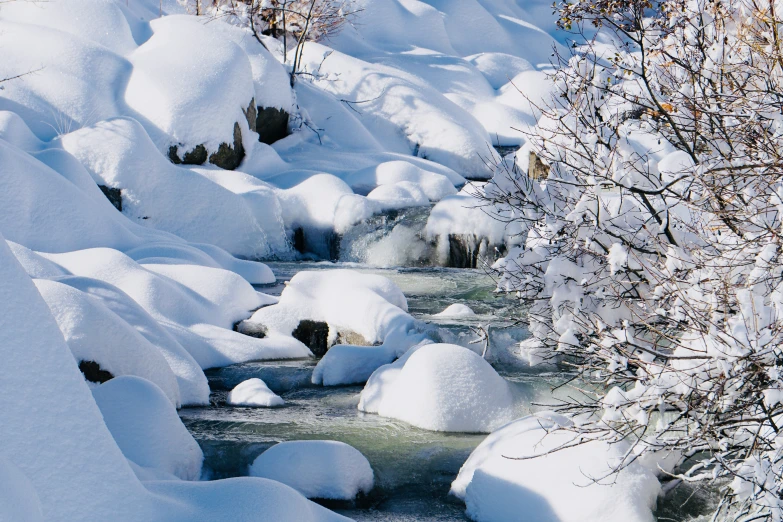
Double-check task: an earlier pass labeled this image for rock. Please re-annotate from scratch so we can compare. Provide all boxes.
[78,359,113,384]
[334,330,373,347]
[245,99,257,133]
[235,320,267,339]
[208,122,245,170]
[256,106,289,145]
[292,320,330,357]
[292,227,341,261]
[528,151,550,180]
[167,143,208,165]
[98,185,122,212]
[446,234,505,269]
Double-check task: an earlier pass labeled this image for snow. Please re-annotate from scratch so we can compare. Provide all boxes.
[239,270,425,386]
[0,456,43,522]
[92,376,204,481]
[249,441,374,500]
[227,378,285,407]
[360,343,516,432]
[434,303,476,318]
[35,279,181,407]
[451,414,661,522]
[125,15,255,156]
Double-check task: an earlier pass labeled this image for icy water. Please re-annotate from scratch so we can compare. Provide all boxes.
[180,262,719,521]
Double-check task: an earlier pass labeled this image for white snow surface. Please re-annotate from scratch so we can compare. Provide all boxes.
[451,414,661,522]
[228,378,285,407]
[92,376,204,481]
[360,343,516,432]
[0,234,350,522]
[434,303,476,318]
[249,441,374,500]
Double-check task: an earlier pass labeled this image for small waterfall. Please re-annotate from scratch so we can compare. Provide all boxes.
[339,206,435,267]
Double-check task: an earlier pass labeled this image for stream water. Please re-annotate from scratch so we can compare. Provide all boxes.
[180,262,720,521]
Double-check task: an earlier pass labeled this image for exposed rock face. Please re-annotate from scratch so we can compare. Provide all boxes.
[256,107,289,145]
[168,143,208,165]
[292,227,341,261]
[98,185,122,212]
[208,122,245,170]
[245,99,258,133]
[79,360,113,384]
[236,321,267,339]
[528,151,550,180]
[292,320,330,357]
[334,330,373,347]
[445,234,506,269]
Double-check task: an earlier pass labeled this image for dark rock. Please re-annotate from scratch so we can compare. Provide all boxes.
[245,99,258,134]
[79,360,113,384]
[168,143,208,165]
[209,122,245,170]
[256,107,289,145]
[292,227,341,261]
[235,321,267,339]
[292,320,330,357]
[445,234,505,269]
[98,185,122,212]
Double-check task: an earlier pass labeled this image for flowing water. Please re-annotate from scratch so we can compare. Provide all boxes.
[180,262,720,521]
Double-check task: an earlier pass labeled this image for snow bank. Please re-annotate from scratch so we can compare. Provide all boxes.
[360,343,516,432]
[227,378,284,407]
[35,279,181,407]
[0,456,43,522]
[451,414,661,522]
[59,118,271,258]
[249,441,374,500]
[344,160,460,199]
[92,376,203,481]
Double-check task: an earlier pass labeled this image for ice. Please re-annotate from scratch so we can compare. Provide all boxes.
[227,378,285,408]
[92,376,204,481]
[249,440,374,500]
[360,343,516,432]
[451,414,661,522]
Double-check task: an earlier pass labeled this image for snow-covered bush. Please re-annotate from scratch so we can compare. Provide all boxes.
[487,0,783,518]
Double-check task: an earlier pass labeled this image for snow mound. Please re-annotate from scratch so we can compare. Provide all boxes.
[125,15,255,156]
[451,414,661,522]
[35,279,181,407]
[360,343,515,432]
[227,378,284,407]
[434,303,476,318]
[0,456,43,522]
[59,118,271,258]
[92,376,203,481]
[249,441,374,500]
[345,160,459,200]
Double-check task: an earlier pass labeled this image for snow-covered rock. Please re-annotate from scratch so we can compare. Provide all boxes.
[434,303,476,318]
[227,378,284,408]
[35,279,181,407]
[92,376,203,481]
[125,15,255,166]
[451,414,661,522]
[359,343,516,432]
[249,441,374,500]
[0,456,44,522]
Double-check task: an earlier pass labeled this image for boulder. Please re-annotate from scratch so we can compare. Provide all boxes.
[292,320,330,357]
[78,359,113,384]
[98,185,122,212]
[256,106,289,145]
[208,122,245,170]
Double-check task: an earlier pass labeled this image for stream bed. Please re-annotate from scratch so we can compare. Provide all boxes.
[179,262,718,521]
